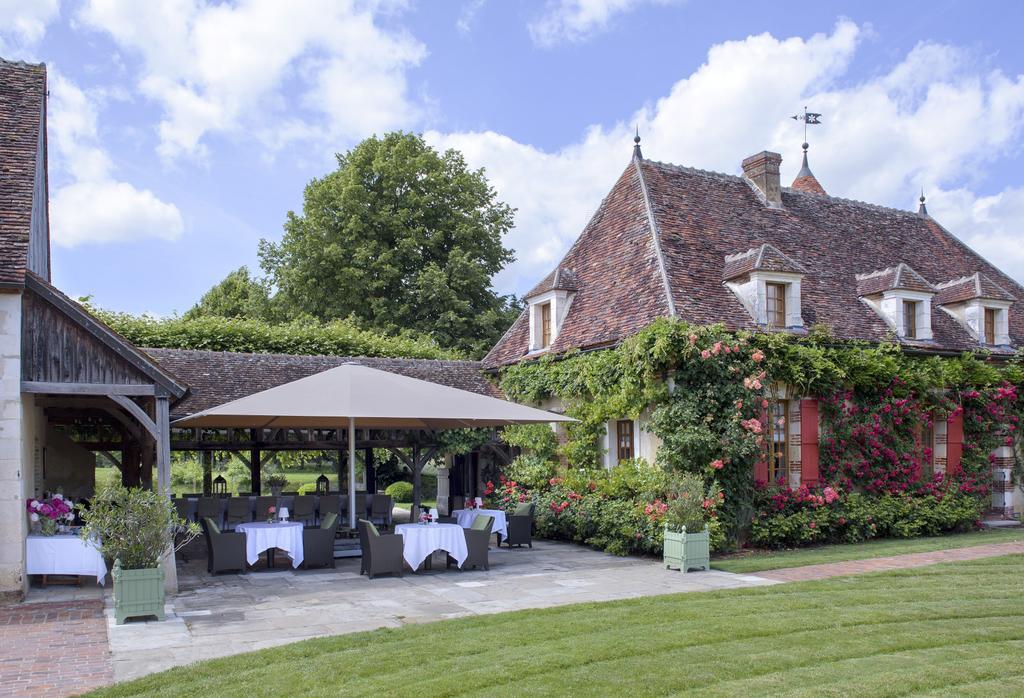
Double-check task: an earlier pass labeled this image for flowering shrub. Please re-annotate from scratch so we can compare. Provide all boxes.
[750,483,984,548]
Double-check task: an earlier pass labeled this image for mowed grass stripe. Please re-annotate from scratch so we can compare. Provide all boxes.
[93,555,1024,697]
[712,528,1023,573]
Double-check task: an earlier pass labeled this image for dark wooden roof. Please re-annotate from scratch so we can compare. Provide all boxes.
[483,155,1024,368]
[0,59,46,287]
[145,348,503,419]
[23,273,188,397]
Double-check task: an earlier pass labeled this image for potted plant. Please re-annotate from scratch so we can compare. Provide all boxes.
[663,474,720,573]
[265,473,288,496]
[26,494,75,536]
[79,484,199,624]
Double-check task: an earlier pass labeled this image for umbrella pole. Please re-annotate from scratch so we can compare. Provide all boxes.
[348,417,357,530]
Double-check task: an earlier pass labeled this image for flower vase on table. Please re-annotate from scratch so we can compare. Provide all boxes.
[266,505,277,524]
[27,495,75,536]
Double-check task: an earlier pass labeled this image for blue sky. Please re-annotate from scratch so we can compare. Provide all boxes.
[2,0,1024,316]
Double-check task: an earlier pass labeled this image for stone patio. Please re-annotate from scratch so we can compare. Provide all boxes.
[103,537,775,682]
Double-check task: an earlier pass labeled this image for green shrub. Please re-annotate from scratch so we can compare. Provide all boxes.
[504,455,557,491]
[385,481,414,503]
[79,484,199,569]
[89,308,461,360]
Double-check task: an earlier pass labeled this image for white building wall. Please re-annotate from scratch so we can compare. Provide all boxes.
[0,292,26,598]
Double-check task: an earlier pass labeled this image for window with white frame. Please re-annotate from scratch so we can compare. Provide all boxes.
[870,290,934,340]
[938,300,1010,346]
[725,271,804,329]
[527,290,575,352]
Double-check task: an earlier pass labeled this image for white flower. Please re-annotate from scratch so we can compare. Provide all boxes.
[30,500,41,510]
[30,512,39,522]
[53,493,64,500]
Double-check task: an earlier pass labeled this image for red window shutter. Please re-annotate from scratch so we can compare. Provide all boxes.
[946,410,964,476]
[800,398,820,485]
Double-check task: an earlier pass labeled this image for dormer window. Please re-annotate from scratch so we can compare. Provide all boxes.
[524,267,579,353]
[935,272,1015,347]
[766,282,786,328]
[540,302,552,348]
[723,244,807,330]
[903,300,918,339]
[856,264,935,341]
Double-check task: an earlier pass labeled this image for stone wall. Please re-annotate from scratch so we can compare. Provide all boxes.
[0,292,25,598]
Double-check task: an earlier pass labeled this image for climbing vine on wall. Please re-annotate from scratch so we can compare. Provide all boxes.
[499,318,1024,543]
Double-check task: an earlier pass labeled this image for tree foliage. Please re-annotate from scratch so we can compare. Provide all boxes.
[258,132,520,357]
[184,266,271,321]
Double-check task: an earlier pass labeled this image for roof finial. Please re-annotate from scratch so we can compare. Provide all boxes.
[918,188,928,216]
[632,125,642,160]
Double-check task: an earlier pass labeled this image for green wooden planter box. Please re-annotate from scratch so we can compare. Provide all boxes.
[663,526,710,573]
[113,559,166,625]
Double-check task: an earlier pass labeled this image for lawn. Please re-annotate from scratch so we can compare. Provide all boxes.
[92,554,1024,697]
[712,528,1024,574]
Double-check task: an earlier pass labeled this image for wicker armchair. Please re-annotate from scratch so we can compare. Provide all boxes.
[450,514,493,571]
[303,513,338,569]
[369,494,393,530]
[225,497,252,529]
[358,520,404,579]
[503,502,535,548]
[197,497,222,530]
[200,518,247,574]
[292,495,316,526]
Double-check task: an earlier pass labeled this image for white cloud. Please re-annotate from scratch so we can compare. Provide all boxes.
[456,0,486,35]
[528,0,673,47]
[0,0,59,51]
[48,72,184,247]
[430,21,1024,293]
[78,0,426,160]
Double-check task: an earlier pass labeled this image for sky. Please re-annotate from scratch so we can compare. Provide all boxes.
[2,0,1024,316]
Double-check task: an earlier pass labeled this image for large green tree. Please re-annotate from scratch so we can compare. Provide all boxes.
[258,132,519,356]
[185,266,272,320]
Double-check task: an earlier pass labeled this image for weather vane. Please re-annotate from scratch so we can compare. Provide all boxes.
[791,106,822,145]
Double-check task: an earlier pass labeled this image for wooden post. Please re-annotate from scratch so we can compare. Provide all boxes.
[155,395,177,594]
[202,451,212,494]
[249,429,261,494]
[411,444,422,522]
[365,448,376,494]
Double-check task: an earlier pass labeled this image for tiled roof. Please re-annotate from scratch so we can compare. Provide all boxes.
[146,348,503,419]
[482,162,672,367]
[524,266,580,299]
[935,272,1017,305]
[855,263,935,297]
[723,243,807,281]
[0,59,46,286]
[483,152,1024,367]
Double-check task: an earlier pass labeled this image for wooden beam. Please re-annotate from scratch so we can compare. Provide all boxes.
[108,394,159,439]
[23,381,155,396]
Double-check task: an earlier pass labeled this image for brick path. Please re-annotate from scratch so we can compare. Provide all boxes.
[0,600,113,697]
[756,541,1024,582]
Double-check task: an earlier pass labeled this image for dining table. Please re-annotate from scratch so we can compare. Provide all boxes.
[452,508,509,541]
[26,534,108,585]
[395,523,468,570]
[236,521,304,569]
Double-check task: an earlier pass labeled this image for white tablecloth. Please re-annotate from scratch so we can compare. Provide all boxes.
[26,535,108,585]
[453,509,509,540]
[236,522,304,568]
[395,523,468,569]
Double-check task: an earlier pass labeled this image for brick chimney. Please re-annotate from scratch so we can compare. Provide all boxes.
[742,151,783,208]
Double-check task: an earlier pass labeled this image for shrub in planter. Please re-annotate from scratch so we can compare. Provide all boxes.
[80,484,199,624]
[662,474,720,572]
[264,473,288,495]
[384,481,414,503]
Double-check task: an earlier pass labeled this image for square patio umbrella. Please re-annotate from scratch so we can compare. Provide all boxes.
[172,362,574,527]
